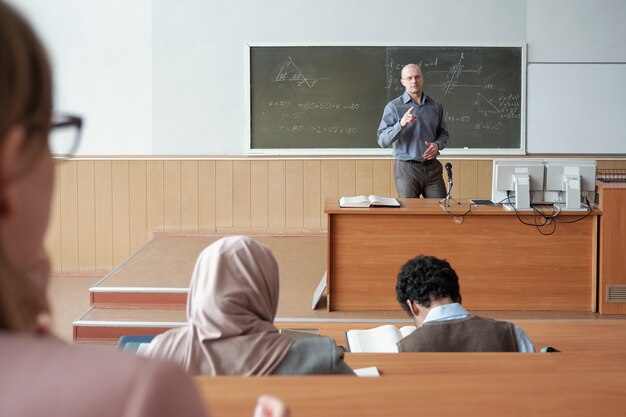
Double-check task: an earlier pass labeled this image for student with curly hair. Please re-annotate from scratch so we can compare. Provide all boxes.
[395,255,535,352]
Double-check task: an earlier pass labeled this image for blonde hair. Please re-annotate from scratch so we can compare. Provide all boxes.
[0,0,52,331]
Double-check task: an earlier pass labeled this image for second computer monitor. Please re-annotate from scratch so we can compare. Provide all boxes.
[492,159,545,210]
[544,159,596,210]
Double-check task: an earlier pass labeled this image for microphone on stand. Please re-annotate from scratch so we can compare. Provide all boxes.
[445,162,453,196]
[440,162,460,207]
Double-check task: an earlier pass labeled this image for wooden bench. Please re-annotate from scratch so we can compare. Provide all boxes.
[195,352,626,417]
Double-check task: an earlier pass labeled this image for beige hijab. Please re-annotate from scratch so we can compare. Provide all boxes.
[148,235,294,375]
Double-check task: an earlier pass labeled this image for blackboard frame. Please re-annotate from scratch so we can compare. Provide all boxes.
[246,43,527,156]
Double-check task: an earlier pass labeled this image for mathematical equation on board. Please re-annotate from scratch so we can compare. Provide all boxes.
[442,92,521,131]
[260,124,359,135]
[386,53,492,96]
[385,53,521,130]
[263,54,520,135]
[267,100,361,111]
[259,98,364,136]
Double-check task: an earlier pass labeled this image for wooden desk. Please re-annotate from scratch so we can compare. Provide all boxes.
[276,319,626,353]
[596,181,626,314]
[325,198,599,311]
[196,353,626,417]
[343,351,626,375]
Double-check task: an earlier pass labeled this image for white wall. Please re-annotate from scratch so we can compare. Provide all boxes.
[13,0,626,155]
[526,0,626,154]
[15,0,153,155]
[527,0,626,63]
[150,0,526,155]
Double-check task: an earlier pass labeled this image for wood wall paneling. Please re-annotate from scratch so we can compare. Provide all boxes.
[44,163,62,272]
[47,157,625,274]
[303,160,321,229]
[94,161,113,272]
[355,160,373,196]
[215,161,234,229]
[129,161,148,254]
[285,160,304,229]
[320,160,338,228]
[338,160,356,198]
[372,160,392,197]
[59,161,79,272]
[198,161,216,232]
[233,161,251,229]
[111,161,130,266]
[268,161,286,228]
[181,161,200,233]
[163,161,182,232]
[477,160,493,199]
[459,160,478,199]
[250,161,269,229]
[146,161,165,235]
[77,161,96,272]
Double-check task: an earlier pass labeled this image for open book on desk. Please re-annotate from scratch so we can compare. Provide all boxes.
[345,324,416,353]
[339,195,400,208]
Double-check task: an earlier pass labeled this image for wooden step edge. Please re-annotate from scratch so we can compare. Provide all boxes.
[89,287,188,308]
[72,319,188,344]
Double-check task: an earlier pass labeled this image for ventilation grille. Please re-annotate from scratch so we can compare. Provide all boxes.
[607,285,626,303]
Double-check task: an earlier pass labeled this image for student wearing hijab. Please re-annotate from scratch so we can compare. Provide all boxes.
[147,235,354,376]
[0,2,288,416]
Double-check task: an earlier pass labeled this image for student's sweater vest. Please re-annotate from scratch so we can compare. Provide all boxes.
[397,315,519,352]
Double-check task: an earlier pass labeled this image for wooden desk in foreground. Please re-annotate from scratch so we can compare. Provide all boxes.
[196,353,626,417]
[325,198,599,311]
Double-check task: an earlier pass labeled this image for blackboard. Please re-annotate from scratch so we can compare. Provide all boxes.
[249,45,525,153]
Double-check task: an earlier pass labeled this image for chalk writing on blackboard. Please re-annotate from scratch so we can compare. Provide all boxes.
[389,53,495,96]
[250,45,524,151]
[476,93,501,114]
[275,56,325,89]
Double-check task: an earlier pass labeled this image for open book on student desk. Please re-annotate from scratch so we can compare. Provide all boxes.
[338,195,400,208]
[345,324,416,353]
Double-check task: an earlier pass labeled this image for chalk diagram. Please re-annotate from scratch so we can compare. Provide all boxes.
[475,93,500,116]
[428,53,488,96]
[275,57,323,89]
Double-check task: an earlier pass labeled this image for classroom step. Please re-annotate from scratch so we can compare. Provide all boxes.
[88,236,212,309]
[72,307,187,344]
[89,233,327,309]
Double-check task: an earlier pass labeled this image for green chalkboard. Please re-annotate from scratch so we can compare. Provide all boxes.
[250,45,524,153]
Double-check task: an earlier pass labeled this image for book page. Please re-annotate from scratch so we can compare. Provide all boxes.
[399,325,416,338]
[353,366,381,377]
[136,342,153,356]
[368,195,400,207]
[339,195,370,207]
[345,324,402,353]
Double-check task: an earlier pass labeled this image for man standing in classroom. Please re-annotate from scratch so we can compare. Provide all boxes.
[377,64,448,198]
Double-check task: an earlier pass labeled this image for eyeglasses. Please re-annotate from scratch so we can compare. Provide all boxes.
[49,113,82,158]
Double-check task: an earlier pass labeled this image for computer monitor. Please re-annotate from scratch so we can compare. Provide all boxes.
[492,159,545,211]
[544,159,596,210]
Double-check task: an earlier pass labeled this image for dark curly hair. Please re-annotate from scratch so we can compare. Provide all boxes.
[396,255,461,316]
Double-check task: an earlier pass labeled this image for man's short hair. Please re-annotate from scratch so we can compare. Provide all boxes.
[396,255,461,315]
